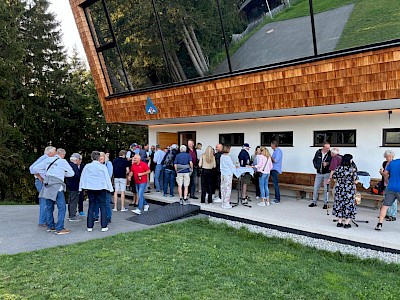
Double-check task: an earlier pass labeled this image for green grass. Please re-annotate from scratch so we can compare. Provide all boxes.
[1,218,399,299]
[336,0,400,49]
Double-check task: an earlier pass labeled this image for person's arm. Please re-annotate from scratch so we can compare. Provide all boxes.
[312,151,319,170]
[189,161,193,171]
[64,160,75,178]
[32,160,46,178]
[199,156,203,168]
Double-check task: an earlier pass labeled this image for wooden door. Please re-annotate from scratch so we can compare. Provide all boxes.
[157,132,178,149]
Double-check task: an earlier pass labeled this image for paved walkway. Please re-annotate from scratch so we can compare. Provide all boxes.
[216,4,354,73]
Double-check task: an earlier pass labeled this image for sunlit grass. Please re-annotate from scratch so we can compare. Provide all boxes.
[0,218,399,299]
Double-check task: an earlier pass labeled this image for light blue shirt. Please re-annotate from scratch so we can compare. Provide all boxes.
[105,161,113,177]
[220,154,237,176]
[272,148,283,174]
[79,161,114,192]
[29,154,49,178]
[154,149,166,164]
[32,155,74,181]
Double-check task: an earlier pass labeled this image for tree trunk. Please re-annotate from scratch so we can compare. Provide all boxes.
[182,24,207,75]
[189,25,209,73]
[167,52,181,82]
[182,35,204,77]
[107,68,126,92]
[117,68,134,90]
[171,51,187,80]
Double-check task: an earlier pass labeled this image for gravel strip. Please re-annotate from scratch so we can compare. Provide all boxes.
[209,217,400,264]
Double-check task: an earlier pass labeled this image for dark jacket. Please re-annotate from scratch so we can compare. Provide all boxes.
[238,149,250,167]
[313,149,332,174]
[66,162,81,191]
[162,149,178,171]
[215,152,223,172]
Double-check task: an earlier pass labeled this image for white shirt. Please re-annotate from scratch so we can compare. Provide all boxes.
[79,161,114,192]
[33,155,74,181]
[154,149,166,164]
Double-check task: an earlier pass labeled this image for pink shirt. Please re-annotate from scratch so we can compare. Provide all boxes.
[254,155,273,174]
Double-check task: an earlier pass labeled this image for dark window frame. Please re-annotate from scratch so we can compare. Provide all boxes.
[219,133,244,147]
[382,128,400,147]
[260,131,293,147]
[313,130,357,147]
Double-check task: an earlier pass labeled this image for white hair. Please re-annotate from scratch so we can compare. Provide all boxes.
[44,146,56,155]
[56,148,66,156]
[331,147,340,155]
[384,150,395,158]
[180,145,187,152]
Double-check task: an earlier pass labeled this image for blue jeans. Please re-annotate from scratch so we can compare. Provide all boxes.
[35,179,47,225]
[387,199,398,218]
[154,164,163,191]
[259,173,270,199]
[94,192,112,222]
[46,191,66,231]
[163,169,176,196]
[270,170,280,201]
[87,190,108,229]
[136,183,148,210]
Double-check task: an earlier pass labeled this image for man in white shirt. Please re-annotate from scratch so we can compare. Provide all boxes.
[153,144,166,192]
[33,148,74,235]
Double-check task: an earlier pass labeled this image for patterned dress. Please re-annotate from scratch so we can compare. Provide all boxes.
[332,166,359,219]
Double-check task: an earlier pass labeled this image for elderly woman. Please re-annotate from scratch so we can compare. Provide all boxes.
[199,146,216,204]
[380,150,396,221]
[220,144,238,209]
[332,154,359,229]
[79,151,114,232]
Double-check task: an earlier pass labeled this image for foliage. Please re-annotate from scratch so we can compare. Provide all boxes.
[0,0,146,203]
[0,218,399,299]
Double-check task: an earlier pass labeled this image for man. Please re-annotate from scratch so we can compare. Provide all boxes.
[326,147,341,209]
[187,139,198,199]
[112,150,131,211]
[128,154,151,215]
[309,142,331,207]
[29,146,56,227]
[153,144,166,192]
[376,157,400,230]
[139,144,151,193]
[238,143,251,204]
[162,144,178,197]
[149,145,156,188]
[66,153,83,222]
[33,148,74,235]
[126,143,137,161]
[270,140,283,204]
[80,151,114,232]
[175,145,193,204]
[211,144,223,203]
[76,155,86,217]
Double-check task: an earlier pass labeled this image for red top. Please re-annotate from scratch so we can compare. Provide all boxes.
[131,161,149,184]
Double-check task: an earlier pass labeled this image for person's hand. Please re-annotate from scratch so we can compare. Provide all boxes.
[326,179,331,184]
[127,176,132,181]
[323,162,328,167]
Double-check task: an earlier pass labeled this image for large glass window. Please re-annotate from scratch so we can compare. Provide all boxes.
[314,130,356,147]
[261,131,293,147]
[219,133,244,146]
[383,129,400,147]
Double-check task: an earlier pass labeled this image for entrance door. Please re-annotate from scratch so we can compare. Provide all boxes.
[157,132,178,149]
[178,131,196,146]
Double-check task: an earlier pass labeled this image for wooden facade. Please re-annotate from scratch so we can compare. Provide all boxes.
[69,0,400,125]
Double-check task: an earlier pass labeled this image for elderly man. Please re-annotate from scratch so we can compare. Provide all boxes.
[128,154,151,215]
[153,144,166,193]
[29,146,57,227]
[66,153,83,222]
[80,151,114,232]
[33,148,74,235]
[326,147,341,209]
[271,140,283,204]
[309,142,331,208]
[175,145,193,205]
[187,139,198,199]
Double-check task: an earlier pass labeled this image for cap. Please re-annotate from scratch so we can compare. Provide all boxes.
[130,143,137,147]
[243,143,250,148]
[170,144,178,149]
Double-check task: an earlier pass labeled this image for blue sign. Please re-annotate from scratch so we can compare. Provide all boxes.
[145,97,158,115]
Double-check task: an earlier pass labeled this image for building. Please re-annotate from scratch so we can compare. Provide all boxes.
[69,0,400,178]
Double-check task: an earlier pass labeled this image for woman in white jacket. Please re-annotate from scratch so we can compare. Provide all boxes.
[254,147,273,206]
[219,144,238,209]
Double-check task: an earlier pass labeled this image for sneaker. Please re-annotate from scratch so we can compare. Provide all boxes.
[190,195,198,199]
[121,208,128,212]
[94,218,99,223]
[323,204,328,209]
[213,197,222,203]
[308,203,317,207]
[343,224,351,229]
[128,203,135,206]
[79,212,86,217]
[132,208,141,215]
[336,222,343,227]
[87,228,93,232]
[170,194,174,197]
[68,217,82,222]
[242,198,248,204]
[266,201,271,206]
[112,208,117,212]
[257,202,266,207]
[163,194,167,197]
[101,227,109,232]
[55,228,70,235]
[144,204,150,211]
[375,223,383,231]
[256,196,260,200]
[183,199,190,205]
[145,190,151,194]
[46,227,56,232]
[273,200,280,204]
[179,198,184,205]
[221,203,232,209]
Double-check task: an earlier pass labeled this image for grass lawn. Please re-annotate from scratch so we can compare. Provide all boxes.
[1,218,399,299]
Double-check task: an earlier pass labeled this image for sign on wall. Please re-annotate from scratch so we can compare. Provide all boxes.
[146,96,158,114]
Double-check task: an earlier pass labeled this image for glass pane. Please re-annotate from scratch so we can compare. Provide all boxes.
[315,132,329,145]
[155,0,232,81]
[386,131,400,144]
[105,0,172,90]
[85,1,113,48]
[100,47,129,94]
[221,0,314,72]
[333,0,400,52]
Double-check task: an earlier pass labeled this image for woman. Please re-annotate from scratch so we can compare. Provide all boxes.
[199,146,216,204]
[380,150,396,221]
[254,147,273,206]
[79,151,114,232]
[219,144,237,209]
[196,142,204,192]
[331,154,359,229]
[251,146,261,199]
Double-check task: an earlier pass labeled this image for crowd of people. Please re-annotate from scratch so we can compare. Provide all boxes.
[29,138,399,235]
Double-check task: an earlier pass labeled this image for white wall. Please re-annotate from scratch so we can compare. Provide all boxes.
[149,110,400,178]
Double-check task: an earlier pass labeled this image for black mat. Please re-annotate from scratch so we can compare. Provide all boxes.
[126,202,200,225]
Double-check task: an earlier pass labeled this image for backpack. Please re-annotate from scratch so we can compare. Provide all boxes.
[163,152,174,167]
[371,181,385,195]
